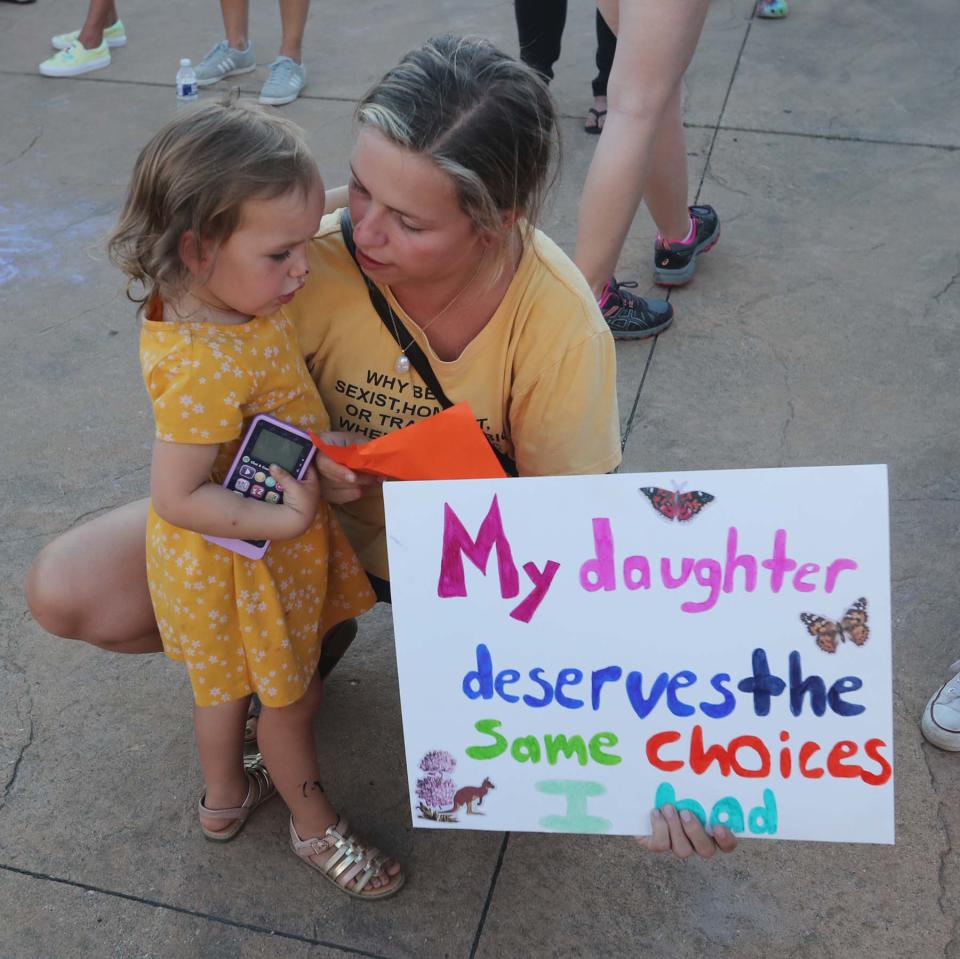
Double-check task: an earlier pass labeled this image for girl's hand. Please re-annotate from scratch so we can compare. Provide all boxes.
[312,432,382,506]
[635,805,737,861]
[270,462,323,539]
[150,440,322,542]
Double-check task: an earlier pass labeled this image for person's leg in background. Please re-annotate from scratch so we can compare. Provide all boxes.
[259,0,310,105]
[644,80,720,288]
[219,0,250,51]
[194,0,257,88]
[515,0,568,84]
[75,0,121,49]
[585,7,616,134]
[574,0,712,338]
[40,0,123,76]
[277,0,309,62]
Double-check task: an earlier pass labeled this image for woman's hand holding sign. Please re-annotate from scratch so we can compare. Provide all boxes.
[637,805,737,861]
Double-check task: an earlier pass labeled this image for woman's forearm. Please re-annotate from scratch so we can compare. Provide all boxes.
[323,185,348,214]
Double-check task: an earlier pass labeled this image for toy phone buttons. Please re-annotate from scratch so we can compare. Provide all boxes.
[265,476,276,488]
[254,471,267,483]
[234,478,251,493]
[250,485,266,499]
[242,456,251,463]
[265,491,281,504]
[239,465,256,479]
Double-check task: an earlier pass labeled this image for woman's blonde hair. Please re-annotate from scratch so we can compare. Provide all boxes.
[356,35,558,250]
[108,98,319,305]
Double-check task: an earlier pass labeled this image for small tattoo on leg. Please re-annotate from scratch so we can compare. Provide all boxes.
[301,779,325,798]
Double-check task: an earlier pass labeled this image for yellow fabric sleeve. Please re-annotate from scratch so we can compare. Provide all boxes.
[143,333,251,445]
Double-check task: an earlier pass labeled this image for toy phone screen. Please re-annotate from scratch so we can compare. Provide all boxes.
[248,430,304,474]
[204,414,316,559]
[230,420,314,549]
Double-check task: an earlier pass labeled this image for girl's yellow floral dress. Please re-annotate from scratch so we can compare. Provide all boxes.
[140,300,375,708]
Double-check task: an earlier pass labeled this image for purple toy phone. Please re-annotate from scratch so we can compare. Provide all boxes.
[203,413,316,560]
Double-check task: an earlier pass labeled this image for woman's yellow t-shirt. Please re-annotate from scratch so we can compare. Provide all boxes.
[284,212,621,581]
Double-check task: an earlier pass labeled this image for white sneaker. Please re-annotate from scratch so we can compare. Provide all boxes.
[921,660,960,751]
[259,56,306,106]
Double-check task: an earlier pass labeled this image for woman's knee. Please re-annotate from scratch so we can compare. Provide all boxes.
[24,543,82,639]
[607,78,679,125]
[25,498,154,650]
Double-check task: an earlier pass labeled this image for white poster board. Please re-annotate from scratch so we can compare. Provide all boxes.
[384,466,892,843]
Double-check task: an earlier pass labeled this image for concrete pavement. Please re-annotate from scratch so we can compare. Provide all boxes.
[1,0,959,955]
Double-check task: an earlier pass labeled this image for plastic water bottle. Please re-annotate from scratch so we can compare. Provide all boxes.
[176,58,198,101]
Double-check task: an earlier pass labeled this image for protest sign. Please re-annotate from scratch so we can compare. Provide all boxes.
[384,465,892,843]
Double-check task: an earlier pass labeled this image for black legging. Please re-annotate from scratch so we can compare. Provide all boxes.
[515,1,616,97]
[367,573,392,605]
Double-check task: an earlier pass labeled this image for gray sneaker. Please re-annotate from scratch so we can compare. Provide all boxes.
[195,40,256,87]
[259,56,306,106]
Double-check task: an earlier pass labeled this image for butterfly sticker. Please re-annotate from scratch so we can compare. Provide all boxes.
[800,597,869,654]
[639,486,715,523]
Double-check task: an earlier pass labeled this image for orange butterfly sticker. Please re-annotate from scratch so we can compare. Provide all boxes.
[800,597,869,654]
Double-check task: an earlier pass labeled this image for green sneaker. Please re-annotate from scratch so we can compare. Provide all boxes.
[51,19,126,50]
[39,40,111,77]
[258,56,306,106]
[195,40,256,87]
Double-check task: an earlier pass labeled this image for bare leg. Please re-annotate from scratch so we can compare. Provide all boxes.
[574,0,709,294]
[24,498,161,654]
[258,672,401,890]
[258,673,334,837]
[641,84,691,242]
[220,0,251,50]
[277,0,310,62]
[77,0,120,48]
[195,697,250,832]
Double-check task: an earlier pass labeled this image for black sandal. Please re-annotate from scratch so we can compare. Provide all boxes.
[584,107,607,136]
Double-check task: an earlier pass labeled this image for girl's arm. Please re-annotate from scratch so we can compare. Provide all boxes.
[149,439,321,541]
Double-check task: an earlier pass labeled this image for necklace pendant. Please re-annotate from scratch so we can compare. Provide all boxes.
[395,353,411,375]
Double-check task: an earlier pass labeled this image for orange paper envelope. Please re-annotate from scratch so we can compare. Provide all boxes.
[309,402,508,481]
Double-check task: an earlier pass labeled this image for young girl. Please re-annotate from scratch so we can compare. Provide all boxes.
[109,100,403,899]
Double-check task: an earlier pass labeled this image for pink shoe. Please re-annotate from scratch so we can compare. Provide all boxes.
[198,761,276,842]
[289,816,405,899]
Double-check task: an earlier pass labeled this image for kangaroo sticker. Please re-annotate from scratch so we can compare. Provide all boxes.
[415,749,496,823]
[449,777,496,816]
